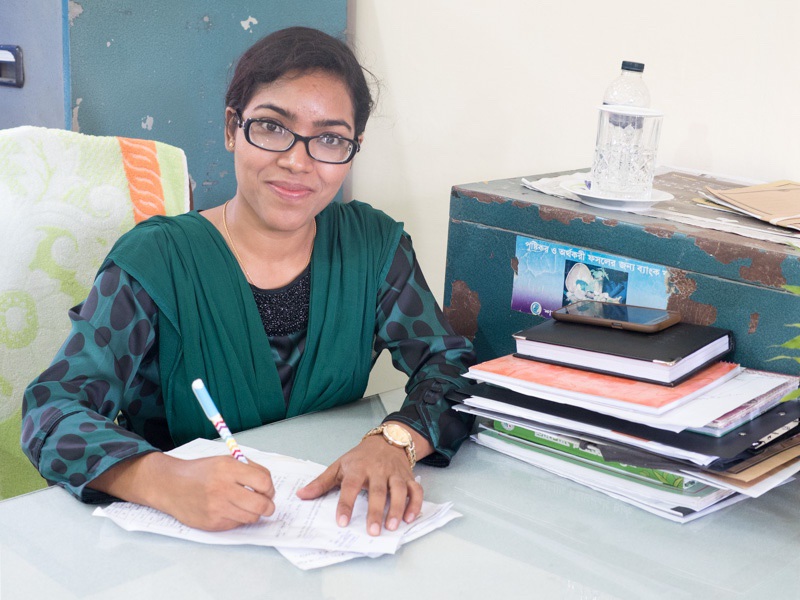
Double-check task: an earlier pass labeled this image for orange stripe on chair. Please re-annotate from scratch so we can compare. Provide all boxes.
[117,137,167,223]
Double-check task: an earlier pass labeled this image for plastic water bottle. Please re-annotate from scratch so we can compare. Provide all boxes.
[603,61,650,108]
[603,61,649,130]
[591,61,661,198]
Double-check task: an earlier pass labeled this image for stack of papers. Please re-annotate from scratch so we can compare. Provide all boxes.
[688,370,800,436]
[467,354,742,423]
[473,425,747,522]
[94,438,460,570]
[452,353,800,523]
[521,169,800,248]
[706,181,800,231]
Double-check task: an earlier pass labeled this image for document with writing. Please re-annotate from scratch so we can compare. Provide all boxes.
[93,438,460,569]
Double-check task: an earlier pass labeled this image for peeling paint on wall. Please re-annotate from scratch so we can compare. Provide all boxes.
[240,16,258,31]
[141,115,154,130]
[444,280,481,340]
[664,270,718,325]
[644,224,677,239]
[539,204,597,226]
[71,97,82,132]
[187,15,214,32]
[68,1,83,26]
[749,312,760,334]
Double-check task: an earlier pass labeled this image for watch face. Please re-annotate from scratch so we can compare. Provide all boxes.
[383,423,411,446]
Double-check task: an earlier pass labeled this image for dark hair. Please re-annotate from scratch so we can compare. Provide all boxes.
[225,26,374,136]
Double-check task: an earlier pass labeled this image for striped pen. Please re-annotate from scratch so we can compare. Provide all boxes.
[191,378,249,464]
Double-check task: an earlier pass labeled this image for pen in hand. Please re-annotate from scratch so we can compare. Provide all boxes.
[191,378,249,464]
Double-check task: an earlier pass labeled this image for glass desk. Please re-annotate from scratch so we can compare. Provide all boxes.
[2,388,799,599]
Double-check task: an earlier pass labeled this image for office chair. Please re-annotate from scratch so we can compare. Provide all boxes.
[0,126,191,498]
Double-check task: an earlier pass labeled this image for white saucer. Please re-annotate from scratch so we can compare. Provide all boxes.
[560,180,674,211]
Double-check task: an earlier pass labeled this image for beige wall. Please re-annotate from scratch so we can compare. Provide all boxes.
[352,0,800,395]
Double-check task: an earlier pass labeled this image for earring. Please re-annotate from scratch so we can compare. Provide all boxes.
[228,141,234,149]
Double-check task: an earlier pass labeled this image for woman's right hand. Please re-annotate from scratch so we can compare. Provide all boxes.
[89,451,275,531]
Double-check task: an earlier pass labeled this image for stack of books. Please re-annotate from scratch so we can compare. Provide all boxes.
[451,319,800,523]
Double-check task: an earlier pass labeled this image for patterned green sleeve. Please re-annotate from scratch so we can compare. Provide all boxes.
[20,264,167,502]
[374,232,476,467]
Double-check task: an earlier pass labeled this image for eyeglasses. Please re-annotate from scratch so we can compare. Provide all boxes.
[236,114,360,164]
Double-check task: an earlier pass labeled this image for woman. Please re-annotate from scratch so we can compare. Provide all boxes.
[21,27,475,535]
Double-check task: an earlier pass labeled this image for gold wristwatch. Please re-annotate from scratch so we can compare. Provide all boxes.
[362,423,416,468]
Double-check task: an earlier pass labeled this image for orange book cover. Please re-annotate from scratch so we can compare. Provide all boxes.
[468,355,740,413]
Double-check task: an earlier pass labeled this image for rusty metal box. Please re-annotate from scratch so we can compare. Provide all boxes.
[443,172,800,375]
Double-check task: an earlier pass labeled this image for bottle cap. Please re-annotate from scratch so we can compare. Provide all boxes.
[621,61,645,72]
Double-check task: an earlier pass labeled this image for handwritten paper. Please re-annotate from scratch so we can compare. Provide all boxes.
[93,438,459,569]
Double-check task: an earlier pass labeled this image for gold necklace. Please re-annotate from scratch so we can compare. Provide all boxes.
[222,200,316,284]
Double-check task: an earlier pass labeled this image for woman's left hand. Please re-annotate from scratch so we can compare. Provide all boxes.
[296,423,431,535]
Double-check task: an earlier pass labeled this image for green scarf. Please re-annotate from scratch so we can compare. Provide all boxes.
[103,200,403,446]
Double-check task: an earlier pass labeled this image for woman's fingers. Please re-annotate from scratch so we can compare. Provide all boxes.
[297,435,423,535]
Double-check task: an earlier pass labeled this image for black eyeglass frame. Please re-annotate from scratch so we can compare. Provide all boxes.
[235,113,360,164]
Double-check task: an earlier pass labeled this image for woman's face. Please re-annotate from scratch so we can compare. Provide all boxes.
[227,70,357,234]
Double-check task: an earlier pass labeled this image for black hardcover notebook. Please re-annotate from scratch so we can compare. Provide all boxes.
[513,319,734,386]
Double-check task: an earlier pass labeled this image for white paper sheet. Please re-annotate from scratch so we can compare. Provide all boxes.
[453,403,717,466]
[467,365,747,430]
[472,431,744,523]
[93,438,460,569]
[275,503,461,570]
